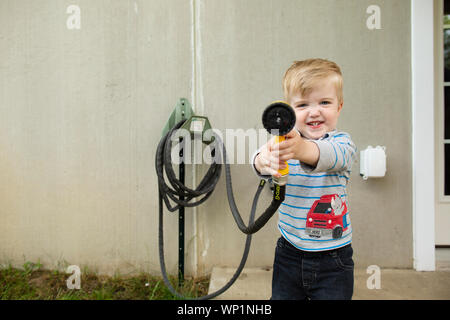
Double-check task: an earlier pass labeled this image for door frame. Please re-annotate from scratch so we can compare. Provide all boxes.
[411,0,436,271]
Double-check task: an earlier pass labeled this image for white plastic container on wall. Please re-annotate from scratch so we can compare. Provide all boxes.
[360,146,387,180]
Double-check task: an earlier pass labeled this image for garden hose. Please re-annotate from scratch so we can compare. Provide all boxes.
[155,101,294,299]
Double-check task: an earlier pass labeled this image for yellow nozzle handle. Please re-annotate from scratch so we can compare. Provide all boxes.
[275,135,289,176]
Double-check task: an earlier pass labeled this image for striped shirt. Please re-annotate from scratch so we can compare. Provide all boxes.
[253,130,357,252]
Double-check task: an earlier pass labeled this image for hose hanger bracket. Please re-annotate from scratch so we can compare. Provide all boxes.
[181,115,214,144]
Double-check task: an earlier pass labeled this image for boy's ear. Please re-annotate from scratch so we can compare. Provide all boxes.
[338,102,344,112]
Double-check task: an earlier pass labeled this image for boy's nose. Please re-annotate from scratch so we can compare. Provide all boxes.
[309,105,321,116]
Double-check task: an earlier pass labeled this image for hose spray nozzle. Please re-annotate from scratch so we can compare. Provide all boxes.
[262,101,296,186]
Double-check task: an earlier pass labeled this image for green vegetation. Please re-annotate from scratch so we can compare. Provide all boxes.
[0,262,209,300]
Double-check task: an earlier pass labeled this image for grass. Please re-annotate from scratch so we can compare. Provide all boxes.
[0,262,210,300]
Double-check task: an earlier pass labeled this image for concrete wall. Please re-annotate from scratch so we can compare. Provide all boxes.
[197,0,412,272]
[0,0,196,275]
[0,0,412,276]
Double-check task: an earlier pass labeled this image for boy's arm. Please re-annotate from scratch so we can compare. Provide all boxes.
[306,132,357,173]
[277,130,357,173]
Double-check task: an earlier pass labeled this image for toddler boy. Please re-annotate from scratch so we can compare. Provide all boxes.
[253,59,357,300]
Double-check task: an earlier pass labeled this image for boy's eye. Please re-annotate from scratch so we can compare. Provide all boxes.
[296,104,308,108]
[320,101,331,105]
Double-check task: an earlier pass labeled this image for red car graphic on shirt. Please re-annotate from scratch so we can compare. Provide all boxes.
[305,194,348,239]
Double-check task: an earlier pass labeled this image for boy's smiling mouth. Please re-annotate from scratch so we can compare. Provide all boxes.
[307,121,324,129]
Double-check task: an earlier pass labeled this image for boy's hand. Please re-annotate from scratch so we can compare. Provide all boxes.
[254,137,286,178]
[255,129,320,177]
[274,129,303,162]
[274,129,320,167]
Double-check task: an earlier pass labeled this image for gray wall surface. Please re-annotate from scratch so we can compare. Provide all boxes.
[0,0,412,276]
[196,0,412,272]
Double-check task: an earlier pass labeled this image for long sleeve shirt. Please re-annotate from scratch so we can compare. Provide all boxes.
[252,130,357,251]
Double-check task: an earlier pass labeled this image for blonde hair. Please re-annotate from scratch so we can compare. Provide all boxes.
[282,59,343,105]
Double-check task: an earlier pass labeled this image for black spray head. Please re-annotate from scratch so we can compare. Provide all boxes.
[262,101,296,136]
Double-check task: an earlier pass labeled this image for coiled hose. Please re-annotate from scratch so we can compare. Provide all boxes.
[156,120,285,299]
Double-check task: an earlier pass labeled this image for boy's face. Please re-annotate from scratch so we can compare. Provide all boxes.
[288,78,343,140]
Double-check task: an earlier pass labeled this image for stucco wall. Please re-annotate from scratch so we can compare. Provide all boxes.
[0,0,412,276]
[195,0,412,273]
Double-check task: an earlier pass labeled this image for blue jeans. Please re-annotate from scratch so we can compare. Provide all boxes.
[271,237,354,300]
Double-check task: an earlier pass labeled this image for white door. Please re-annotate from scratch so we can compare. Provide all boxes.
[436,0,450,246]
